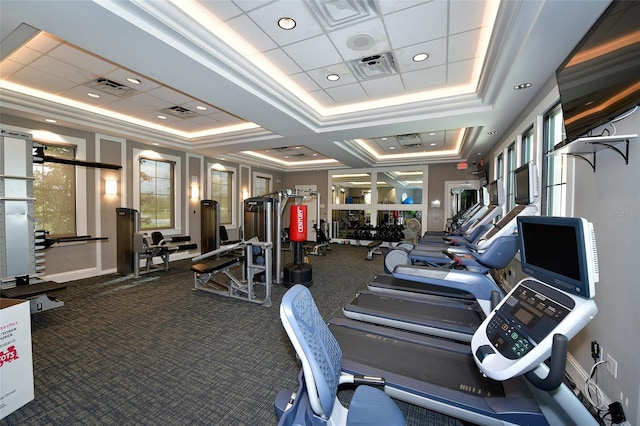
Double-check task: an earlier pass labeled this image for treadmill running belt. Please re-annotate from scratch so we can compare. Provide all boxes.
[330,323,504,398]
[350,292,483,328]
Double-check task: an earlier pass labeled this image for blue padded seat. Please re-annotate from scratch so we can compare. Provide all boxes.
[277,284,405,426]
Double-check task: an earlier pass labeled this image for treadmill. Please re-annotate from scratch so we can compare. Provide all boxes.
[344,265,504,342]
[330,216,600,425]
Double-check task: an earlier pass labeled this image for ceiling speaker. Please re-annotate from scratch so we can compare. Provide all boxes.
[346,33,375,51]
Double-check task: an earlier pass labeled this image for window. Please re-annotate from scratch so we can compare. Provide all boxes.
[506,142,516,210]
[33,143,76,236]
[139,158,174,230]
[496,153,503,180]
[542,104,568,216]
[521,127,533,164]
[209,166,235,225]
[253,173,272,196]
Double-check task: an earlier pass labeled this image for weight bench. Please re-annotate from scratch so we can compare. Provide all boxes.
[191,256,244,288]
[365,240,383,260]
[1,280,67,313]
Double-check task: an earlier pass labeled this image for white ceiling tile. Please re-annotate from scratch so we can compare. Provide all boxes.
[289,72,321,92]
[10,66,77,94]
[383,1,448,49]
[62,85,121,105]
[448,29,481,63]
[374,0,428,16]
[394,37,447,73]
[325,82,368,103]
[29,55,95,84]
[361,74,405,97]
[122,92,172,109]
[283,34,343,70]
[231,0,275,13]
[447,58,474,85]
[146,86,193,105]
[47,44,117,76]
[308,89,335,106]
[0,59,23,78]
[263,48,303,74]
[326,18,390,62]
[306,62,357,89]
[247,1,324,46]
[199,0,244,21]
[4,46,41,66]
[227,14,278,52]
[450,1,487,34]
[106,99,159,116]
[401,65,446,91]
[103,68,161,92]
[24,32,61,54]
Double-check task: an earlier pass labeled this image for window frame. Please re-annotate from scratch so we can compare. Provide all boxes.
[252,171,273,197]
[133,148,182,234]
[506,142,516,211]
[541,103,569,216]
[28,129,88,238]
[208,162,237,227]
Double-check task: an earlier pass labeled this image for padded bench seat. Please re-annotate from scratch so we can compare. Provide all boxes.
[1,281,67,299]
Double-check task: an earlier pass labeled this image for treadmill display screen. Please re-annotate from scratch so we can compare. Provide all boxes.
[487,281,572,359]
[517,216,598,298]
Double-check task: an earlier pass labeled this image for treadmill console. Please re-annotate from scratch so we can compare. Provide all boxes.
[471,278,597,381]
[484,279,572,360]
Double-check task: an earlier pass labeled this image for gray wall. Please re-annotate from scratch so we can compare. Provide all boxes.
[489,82,640,424]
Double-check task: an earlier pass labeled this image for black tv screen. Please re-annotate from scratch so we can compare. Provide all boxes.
[556,0,640,142]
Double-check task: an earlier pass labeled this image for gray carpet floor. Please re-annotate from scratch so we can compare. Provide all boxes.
[1,244,463,425]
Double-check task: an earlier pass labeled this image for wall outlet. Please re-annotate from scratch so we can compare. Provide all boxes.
[606,353,618,379]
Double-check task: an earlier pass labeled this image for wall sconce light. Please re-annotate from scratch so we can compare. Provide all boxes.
[430,199,441,208]
[242,187,249,201]
[105,178,118,196]
[190,176,199,201]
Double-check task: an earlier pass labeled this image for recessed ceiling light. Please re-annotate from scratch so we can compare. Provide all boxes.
[381,137,388,140]
[157,115,167,120]
[127,77,141,85]
[278,17,296,30]
[430,143,437,146]
[152,142,160,146]
[196,105,207,111]
[327,74,340,81]
[44,118,58,123]
[412,53,429,62]
[487,131,498,135]
[429,132,437,136]
[514,83,532,90]
[389,147,396,150]
[87,92,100,98]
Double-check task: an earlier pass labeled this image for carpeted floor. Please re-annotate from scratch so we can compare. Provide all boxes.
[1,244,462,425]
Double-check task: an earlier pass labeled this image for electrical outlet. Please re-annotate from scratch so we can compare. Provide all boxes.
[606,354,618,378]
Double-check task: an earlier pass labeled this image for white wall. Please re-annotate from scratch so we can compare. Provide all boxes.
[488,76,640,424]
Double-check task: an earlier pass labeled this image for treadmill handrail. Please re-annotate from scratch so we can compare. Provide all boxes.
[524,334,568,391]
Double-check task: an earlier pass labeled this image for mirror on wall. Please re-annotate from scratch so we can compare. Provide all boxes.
[331,173,371,205]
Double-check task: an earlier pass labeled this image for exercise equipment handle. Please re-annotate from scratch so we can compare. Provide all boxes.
[524,334,568,391]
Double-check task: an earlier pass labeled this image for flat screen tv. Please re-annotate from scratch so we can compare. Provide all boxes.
[514,162,537,205]
[556,0,640,142]
[488,179,503,206]
[517,216,599,298]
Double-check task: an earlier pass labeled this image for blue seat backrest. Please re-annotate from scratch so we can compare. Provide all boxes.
[281,285,342,417]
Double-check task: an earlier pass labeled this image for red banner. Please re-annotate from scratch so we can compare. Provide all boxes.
[289,205,307,242]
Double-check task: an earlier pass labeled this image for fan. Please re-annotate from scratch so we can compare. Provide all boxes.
[405,218,422,244]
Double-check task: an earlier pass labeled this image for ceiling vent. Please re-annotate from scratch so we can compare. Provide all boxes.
[160,105,196,118]
[396,134,421,145]
[306,0,375,30]
[292,153,307,157]
[348,52,397,80]
[87,77,136,97]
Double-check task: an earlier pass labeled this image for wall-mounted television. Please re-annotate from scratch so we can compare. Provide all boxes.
[556,0,640,142]
[514,162,538,205]
[517,216,599,298]
[488,179,504,206]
